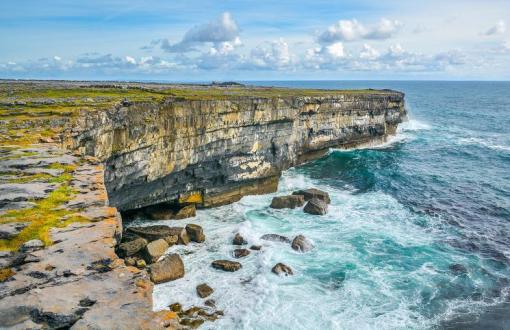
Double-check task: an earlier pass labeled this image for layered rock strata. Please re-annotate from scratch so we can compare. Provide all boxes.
[63,88,406,212]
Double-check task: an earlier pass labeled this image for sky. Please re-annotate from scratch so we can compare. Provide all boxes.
[0,0,509,81]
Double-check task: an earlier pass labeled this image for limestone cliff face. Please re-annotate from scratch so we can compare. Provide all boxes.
[65,92,406,211]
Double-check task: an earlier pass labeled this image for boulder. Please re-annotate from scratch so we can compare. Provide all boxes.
[303,198,328,215]
[175,205,196,220]
[164,235,179,246]
[204,299,216,308]
[117,237,148,257]
[185,224,205,243]
[127,226,174,242]
[196,283,214,298]
[149,254,185,284]
[272,263,294,276]
[169,303,183,313]
[291,235,314,252]
[233,249,250,258]
[20,239,44,252]
[142,239,169,263]
[270,195,305,209]
[168,227,190,245]
[232,233,247,245]
[250,245,262,251]
[293,188,331,204]
[211,260,242,272]
[260,234,291,243]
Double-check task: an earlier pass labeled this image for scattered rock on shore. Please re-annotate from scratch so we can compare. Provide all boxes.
[127,225,174,242]
[211,260,242,272]
[272,263,294,276]
[196,283,214,298]
[142,239,169,263]
[260,234,291,243]
[291,235,314,253]
[250,245,262,251]
[270,195,305,209]
[185,224,205,243]
[117,236,147,257]
[175,205,196,219]
[149,254,185,284]
[293,188,331,204]
[232,233,247,245]
[233,249,250,258]
[303,198,328,215]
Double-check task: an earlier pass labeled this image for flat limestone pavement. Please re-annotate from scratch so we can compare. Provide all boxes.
[0,144,178,329]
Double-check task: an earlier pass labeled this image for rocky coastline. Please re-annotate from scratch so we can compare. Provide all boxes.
[0,81,406,329]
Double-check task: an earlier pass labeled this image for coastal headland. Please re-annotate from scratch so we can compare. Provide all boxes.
[0,80,406,329]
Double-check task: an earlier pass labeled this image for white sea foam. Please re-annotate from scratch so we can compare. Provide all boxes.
[148,167,475,330]
[458,137,510,153]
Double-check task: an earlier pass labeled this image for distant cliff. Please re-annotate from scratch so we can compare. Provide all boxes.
[64,87,406,212]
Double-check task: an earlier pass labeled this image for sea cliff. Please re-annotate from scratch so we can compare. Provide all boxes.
[0,81,406,329]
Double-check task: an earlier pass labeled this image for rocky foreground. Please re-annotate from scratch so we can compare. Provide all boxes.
[0,81,406,329]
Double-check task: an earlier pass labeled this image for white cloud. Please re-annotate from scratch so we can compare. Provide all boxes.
[359,44,380,60]
[318,18,402,43]
[483,20,506,36]
[161,12,240,52]
[247,39,293,69]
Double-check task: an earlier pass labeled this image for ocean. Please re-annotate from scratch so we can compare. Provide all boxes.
[143,81,510,329]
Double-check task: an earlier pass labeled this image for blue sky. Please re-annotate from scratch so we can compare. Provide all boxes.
[1,0,509,80]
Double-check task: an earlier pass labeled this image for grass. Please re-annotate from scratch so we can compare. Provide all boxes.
[0,163,87,251]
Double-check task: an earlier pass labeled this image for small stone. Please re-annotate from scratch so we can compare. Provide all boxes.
[169,303,183,313]
[142,239,169,264]
[174,205,196,220]
[270,195,305,209]
[185,224,205,243]
[250,245,262,251]
[164,235,179,246]
[79,297,96,307]
[260,234,291,243]
[211,260,242,272]
[232,233,247,245]
[204,299,216,308]
[272,263,293,276]
[136,259,146,269]
[293,188,331,204]
[233,249,250,258]
[117,237,148,257]
[149,254,185,284]
[20,239,44,252]
[291,235,314,253]
[196,283,214,298]
[125,257,136,267]
[303,198,328,215]
[180,318,204,328]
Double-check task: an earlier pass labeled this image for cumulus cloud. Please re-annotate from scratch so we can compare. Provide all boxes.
[483,20,506,36]
[161,12,240,52]
[246,39,293,69]
[318,18,402,43]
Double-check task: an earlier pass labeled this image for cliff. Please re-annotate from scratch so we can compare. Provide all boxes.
[62,84,405,212]
[0,80,405,329]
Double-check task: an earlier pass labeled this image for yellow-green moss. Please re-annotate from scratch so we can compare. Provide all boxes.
[0,268,15,282]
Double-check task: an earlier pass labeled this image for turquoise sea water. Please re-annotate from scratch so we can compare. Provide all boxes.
[146,81,510,329]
